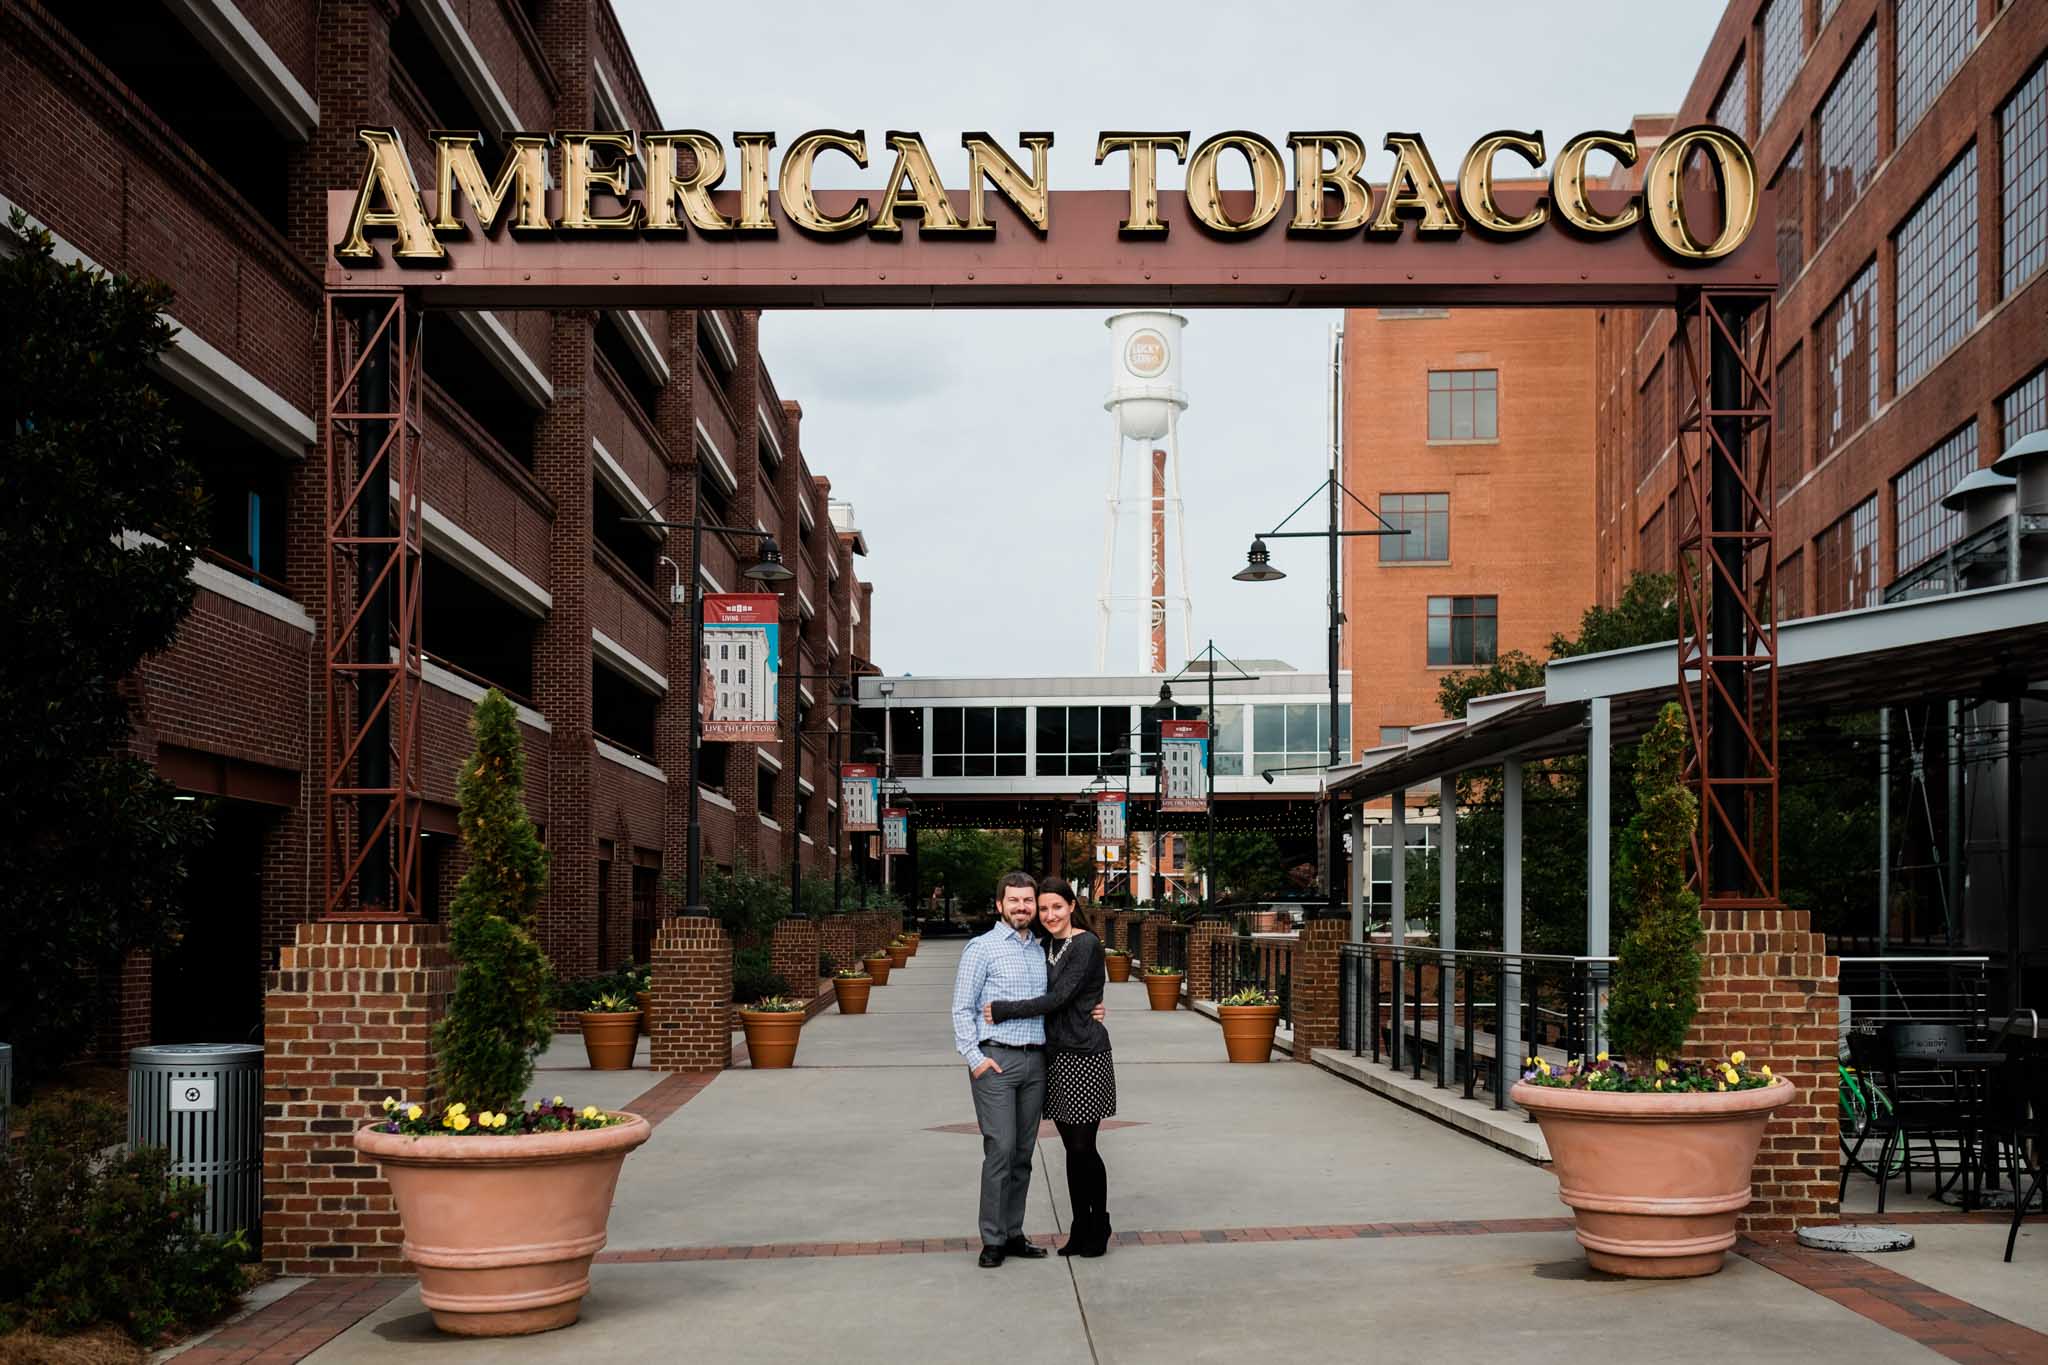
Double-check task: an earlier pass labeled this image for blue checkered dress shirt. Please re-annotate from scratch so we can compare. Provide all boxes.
[952,923,1048,1069]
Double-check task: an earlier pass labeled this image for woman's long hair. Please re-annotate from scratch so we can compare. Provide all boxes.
[1033,876,1091,939]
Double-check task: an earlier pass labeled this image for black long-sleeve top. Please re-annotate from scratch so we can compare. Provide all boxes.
[989,930,1110,1054]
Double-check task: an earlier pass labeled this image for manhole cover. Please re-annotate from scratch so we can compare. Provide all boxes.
[1797,1225,1914,1253]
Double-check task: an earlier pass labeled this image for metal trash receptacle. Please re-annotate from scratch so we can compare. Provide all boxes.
[128,1043,263,1240]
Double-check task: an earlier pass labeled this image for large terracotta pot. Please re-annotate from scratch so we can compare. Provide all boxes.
[832,975,872,1015]
[1512,1078,1794,1278]
[1218,1004,1280,1062]
[634,991,651,1036]
[1143,973,1183,1011]
[739,1008,804,1068]
[863,954,893,985]
[355,1115,651,1336]
[886,942,911,968]
[903,933,921,956]
[578,1011,639,1070]
[1105,954,1132,983]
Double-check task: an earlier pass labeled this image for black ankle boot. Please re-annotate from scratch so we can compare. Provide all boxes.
[1079,1209,1110,1257]
[1059,1209,1094,1256]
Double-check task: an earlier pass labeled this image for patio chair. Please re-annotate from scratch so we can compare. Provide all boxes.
[1997,1050,2046,1262]
[1851,1024,1973,1212]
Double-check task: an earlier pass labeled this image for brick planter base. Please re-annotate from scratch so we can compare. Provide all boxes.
[650,916,732,1072]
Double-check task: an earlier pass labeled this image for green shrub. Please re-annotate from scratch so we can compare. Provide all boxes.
[435,691,554,1111]
[0,1096,247,1343]
[732,947,788,1005]
[1605,703,1704,1068]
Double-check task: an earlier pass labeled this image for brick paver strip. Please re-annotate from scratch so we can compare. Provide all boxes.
[1736,1235,2048,1364]
[171,1277,411,1364]
[622,1069,721,1126]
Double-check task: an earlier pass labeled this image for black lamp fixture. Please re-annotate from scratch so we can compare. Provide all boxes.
[743,534,796,582]
[1232,537,1286,583]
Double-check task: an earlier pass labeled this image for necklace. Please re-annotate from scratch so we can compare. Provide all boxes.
[1047,933,1077,968]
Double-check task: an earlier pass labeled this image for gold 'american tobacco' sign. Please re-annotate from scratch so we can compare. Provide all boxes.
[334,126,1758,266]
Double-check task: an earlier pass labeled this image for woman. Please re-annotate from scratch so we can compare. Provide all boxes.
[983,876,1117,1257]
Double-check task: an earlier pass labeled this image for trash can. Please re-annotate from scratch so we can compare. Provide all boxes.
[128,1043,263,1240]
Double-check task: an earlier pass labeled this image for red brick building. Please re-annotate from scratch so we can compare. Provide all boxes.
[1596,0,2048,616]
[0,0,879,1056]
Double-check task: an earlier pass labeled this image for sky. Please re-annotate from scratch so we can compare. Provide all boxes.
[614,0,1728,678]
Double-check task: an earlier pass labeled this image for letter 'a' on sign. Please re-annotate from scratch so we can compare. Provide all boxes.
[870,132,969,236]
[336,127,444,263]
[1642,125,1759,260]
[1368,134,1464,238]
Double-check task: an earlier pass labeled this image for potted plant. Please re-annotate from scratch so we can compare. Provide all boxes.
[1104,947,1132,983]
[738,995,806,1068]
[1217,986,1281,1062]
[1142,963,1183,1011]
[903,929,922,956]
[886,936,912,968]
[579,989,640,1070]
[832,966,873,1015]
[863,949,893,985]
[1511,704,1791,1279]
[354,691,649,1337]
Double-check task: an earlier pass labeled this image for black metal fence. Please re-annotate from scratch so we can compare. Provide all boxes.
[1838,956,1990,1034]
[1211,934,1293,1029]
[1338,943,1615,1110]
[1151,923,1189,975]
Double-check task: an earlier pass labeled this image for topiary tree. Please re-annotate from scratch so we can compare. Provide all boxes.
[1604,703,1704,1068]
[435,690,554,1110]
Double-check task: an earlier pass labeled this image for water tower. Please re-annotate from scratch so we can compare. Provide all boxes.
[1096,311,1193,673]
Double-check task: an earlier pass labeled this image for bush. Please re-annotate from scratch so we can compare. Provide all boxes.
[1605,704,1704,1067]
[0,1097,246,1343]
[435,691,554,1111]
[732,947,788,1005]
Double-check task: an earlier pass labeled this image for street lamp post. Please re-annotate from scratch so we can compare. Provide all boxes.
[1156,647,1259,918]
[626,511,794,913]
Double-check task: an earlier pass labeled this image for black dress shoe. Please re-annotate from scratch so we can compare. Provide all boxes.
[977,1246,1006,1268]
[1002,1237,1049,1259]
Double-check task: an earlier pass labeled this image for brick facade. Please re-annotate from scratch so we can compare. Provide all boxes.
[769,916,821,1003]
[1188,921,1230,1004]
[1290,919,1346,1060]
[262,920,453,1275]
[818,915,858,978]
[649,916,733,1072]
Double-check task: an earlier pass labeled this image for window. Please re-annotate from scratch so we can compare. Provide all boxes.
[1368,821,1437,919]
[1778,550,1805,622]
[1635,358,1667,485]
[1894,148,1979,389]
[698,464,734,527]
[695,742,727,790]
[1426,596,1498,667]
[1378,493,1449,562]
[1820,260,1879,453]
[1379,726,1409,746]
[1773,141,1806,285]
[1427,370,1497,441]
[1816,29,1878,244]
[1776,346,1805,505]
[1251,703,1348,777]
[2003,367,2047,447]
[423,549,536,700]
[1895,0,1976,139]
[757,762,778,817]
[1206,703,1246,777]
[1759,0,1806,132]
[1894,424,1978,573]
[1712,56,1751,142]
[931,706,1026,777]
[1813,496,1879,613]
[592,660,657,758]
[2002,60,2048,297]
[593,475,658,586]
[1035,705,1130,778]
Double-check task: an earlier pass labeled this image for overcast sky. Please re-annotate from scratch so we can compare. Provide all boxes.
[616,0,1725,678]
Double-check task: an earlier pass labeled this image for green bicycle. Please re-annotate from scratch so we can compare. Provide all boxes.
[1839,1062,1907,1180]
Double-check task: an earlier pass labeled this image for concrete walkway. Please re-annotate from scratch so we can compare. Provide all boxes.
[306,939,2045,1364]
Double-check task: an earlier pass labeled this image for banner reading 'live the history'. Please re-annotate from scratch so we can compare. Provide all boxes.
[701,594,779,742]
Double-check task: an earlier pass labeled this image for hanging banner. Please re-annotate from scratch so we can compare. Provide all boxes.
[701,594,780,742]
[1095,791,1127,847]
[841,763,879,833]
[1158,719,1210,812]
[881,807,909,855]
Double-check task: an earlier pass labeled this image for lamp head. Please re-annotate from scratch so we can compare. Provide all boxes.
[1233,537,1286,583]
[1260,769,1276,785]
[744,534,797,582]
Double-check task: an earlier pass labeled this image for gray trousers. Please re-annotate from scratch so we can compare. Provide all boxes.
[968,1044,1046,1248]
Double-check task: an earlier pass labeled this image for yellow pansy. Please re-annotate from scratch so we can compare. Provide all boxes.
[1596,1052,1609,1063]
[446,1102,467,1118]
[382,1096,398,1112]
[1730,1051,1746,1066]
[552,1096,565,1107]
[406,1104,423,1121]
[449,1113,470,1131]
[1654,1079,1663,1090]
[1717,1082,1727,1092]
[581,1106,600,1120]
[1761,1066,1773,1079]
[1655,1059,1670,1074]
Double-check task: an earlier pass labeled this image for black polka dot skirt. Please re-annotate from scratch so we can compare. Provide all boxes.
[1044,1048,1118,1124]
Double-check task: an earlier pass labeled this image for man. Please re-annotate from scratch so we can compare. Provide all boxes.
[952,870,1051,1267]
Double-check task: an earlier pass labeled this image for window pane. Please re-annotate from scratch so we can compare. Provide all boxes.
[2002,367,2047,447]
[965,755,993,777]
[1820,260,1879,452]
[1773,141,1805,284]
[996,755,1025,776]
[1896,0,1975,139]
[1428,390,1451,439]
[1039,755,1066,777]
[1285,704,1317,751]
[1253,705,1285,751]
[1474,615,1498,663]
[1893,423,1977,573]
[2002,60,2048,298]
[965,707,993,750]
[1894,147,1979,389]
[1451,616,1474,662]
[1380,725,1409,745]
[934,755,962,778]
[1428,371,1450,391]
[1473,387,1497,439]
[1036,707,1064,754]
[997,707,1026,753]
[1776,346,1804,504]
[935,707,962,753]
[1712,55,1750,142]
[1759,0,1805,131]
[1451,392,1474,440]
[1817,29,1878,243]
[1427,615,1451,666]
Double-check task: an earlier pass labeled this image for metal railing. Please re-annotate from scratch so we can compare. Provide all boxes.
[1339,943,1615,1110]
[1151,923,1189,976]
[1211,935,1293,1028]
[1838,956,1990,1042]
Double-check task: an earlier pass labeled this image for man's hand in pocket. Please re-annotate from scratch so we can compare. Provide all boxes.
[972,1058,1003,1079]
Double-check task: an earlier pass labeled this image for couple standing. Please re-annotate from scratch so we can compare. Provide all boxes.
[949,871,1117,1267]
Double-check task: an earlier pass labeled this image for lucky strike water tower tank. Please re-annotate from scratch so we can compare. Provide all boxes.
[1096,312,1193,674]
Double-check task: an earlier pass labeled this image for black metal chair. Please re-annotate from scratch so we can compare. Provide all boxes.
[1995,1049,2047,1262]
[1855,1023,1972,1212]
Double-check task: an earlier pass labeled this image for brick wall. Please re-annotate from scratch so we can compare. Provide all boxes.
[649,916,732,1071]
[1138,915,1162,971]
[769,916,820,1003]
[1188,921,1229,1004]
[262,920,452,1275]
[1290,918,1346,1060]
[94,948,153,1066]
[819,915,857,978]
[1689,908,1841,1231]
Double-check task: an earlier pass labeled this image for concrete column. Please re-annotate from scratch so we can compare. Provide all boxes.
[1438,774,1457,1081]
[1587,698,1611,958]
[1502,758,1524,1071]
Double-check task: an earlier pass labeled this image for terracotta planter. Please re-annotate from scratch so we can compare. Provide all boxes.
[355,1115,651,1336]
[863,955,893,985]
[739,1008,804,1068]
[887,943,911,968]
[634,990,650,1036]
[578,1011,639,1070]
[1143,973,1183,1011]
[1217,1003,1280,1062]
[1105,954,1132,983]
[1512,1077,1794,1278]
[832,976,872,1014]
[903,933,921,956]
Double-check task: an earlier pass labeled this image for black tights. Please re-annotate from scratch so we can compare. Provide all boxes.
[1056,1120,1108,1221]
